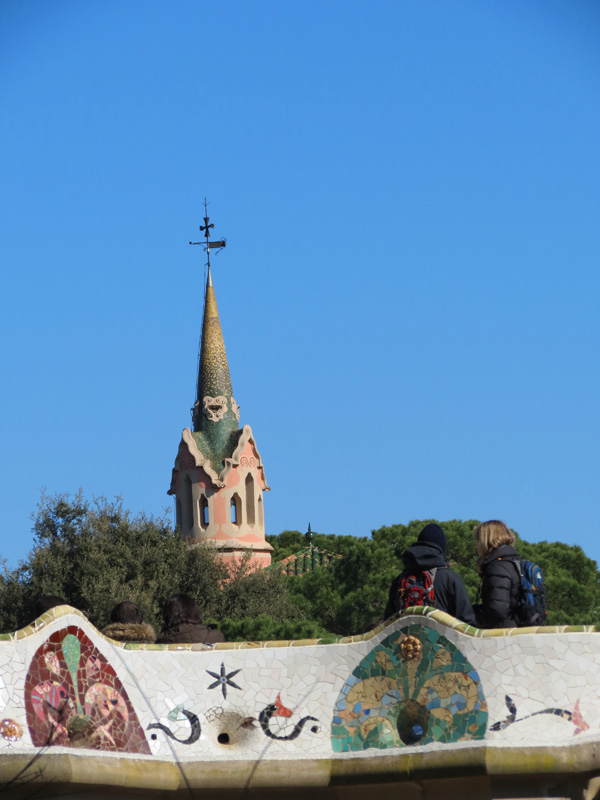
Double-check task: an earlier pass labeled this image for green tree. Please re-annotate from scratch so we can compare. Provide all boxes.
[0,492,300,636]
[282,531,395,635]
[218,615,328,642]
[266,529,307,560]
[219,551,305,625]
[271,521,600,634]
[3,502,599,638]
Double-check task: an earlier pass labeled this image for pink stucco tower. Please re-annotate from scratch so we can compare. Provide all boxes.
[168,219,272,570]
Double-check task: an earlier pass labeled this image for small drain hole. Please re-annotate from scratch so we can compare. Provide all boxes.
[217,733,230,745]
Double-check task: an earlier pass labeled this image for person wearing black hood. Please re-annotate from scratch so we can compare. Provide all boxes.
[385,523,476,625]
[156,593,225,645]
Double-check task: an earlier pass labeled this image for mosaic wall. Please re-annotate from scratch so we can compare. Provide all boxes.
[0,607,598,768]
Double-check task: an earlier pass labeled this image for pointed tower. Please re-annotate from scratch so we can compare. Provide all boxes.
[168,207,272,570]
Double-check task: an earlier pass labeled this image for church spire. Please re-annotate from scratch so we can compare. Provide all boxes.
[169,202,272,568]
[190,204,239,463]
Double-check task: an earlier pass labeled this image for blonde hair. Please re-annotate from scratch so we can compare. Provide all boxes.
[473,520,515,562]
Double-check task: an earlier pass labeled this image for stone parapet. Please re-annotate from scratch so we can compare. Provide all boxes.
[1,606,600,798]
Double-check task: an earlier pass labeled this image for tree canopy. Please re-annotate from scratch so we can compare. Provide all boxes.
[0,492,310,639]
[1,494,598,639]
[267,521,600,634]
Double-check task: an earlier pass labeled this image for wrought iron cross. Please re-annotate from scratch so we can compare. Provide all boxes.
[189,198,226,269]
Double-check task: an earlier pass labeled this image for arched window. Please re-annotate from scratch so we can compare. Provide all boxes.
[230,494,241,526]
[181,474,193,534]
[258,495,264,528]
[200,496,209,528]
[245,473,255,527]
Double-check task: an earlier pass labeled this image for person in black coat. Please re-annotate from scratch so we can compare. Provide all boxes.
[473,520,520,628]
[156,593,225,645]
[385,523,476,625]
[102,601,157,644]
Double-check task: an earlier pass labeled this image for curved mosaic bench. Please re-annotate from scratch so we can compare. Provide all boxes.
[0,605,600,798]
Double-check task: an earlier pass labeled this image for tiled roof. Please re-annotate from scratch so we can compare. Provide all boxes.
[192,268,240,471]
[270,545,342,577]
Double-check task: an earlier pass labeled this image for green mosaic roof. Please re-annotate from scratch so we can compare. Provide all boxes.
[269,545,342,577]
[192,269,240,471]
[192,429,244,474]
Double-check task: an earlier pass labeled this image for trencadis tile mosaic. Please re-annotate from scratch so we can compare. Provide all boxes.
[0,606,597,765]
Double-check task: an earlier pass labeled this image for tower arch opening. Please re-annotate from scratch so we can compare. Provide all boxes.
[245,473,255,528]
[258,495,264,529]
[231,494,241,526]
[200,495,209,529]
[181,474,193,537]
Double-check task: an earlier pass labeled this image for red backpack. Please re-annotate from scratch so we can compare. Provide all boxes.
[395,568,437,611]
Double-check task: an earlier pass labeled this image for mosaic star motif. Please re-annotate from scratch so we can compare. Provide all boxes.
[207,663,242,699]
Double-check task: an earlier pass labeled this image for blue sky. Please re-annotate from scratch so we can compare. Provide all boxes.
[1,1,599,568]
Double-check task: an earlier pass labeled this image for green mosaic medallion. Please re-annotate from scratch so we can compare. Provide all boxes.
[331,624,488,752]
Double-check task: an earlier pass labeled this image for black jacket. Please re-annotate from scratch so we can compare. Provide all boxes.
[478,544,521,628]
[385,542,476,625]
[156,622,225,645]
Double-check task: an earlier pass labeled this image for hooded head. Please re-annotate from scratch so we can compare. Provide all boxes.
[417,523,446,554]
[110,601,144,625]
[35,595,68,617]
[162,593,202,630]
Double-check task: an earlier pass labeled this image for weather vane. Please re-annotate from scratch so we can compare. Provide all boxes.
[189,198,226,269]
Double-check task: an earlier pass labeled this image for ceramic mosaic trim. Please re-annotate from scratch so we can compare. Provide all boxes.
[7,605,599,650]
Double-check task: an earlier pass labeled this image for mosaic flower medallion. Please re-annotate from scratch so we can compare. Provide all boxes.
[25,626,150,753]
[0,719,22,742]
[331,624,488,752]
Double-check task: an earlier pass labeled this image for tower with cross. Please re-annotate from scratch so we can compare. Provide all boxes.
[167,202,273,570]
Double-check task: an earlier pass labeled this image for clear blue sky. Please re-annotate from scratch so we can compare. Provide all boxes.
[1,1,599,568]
